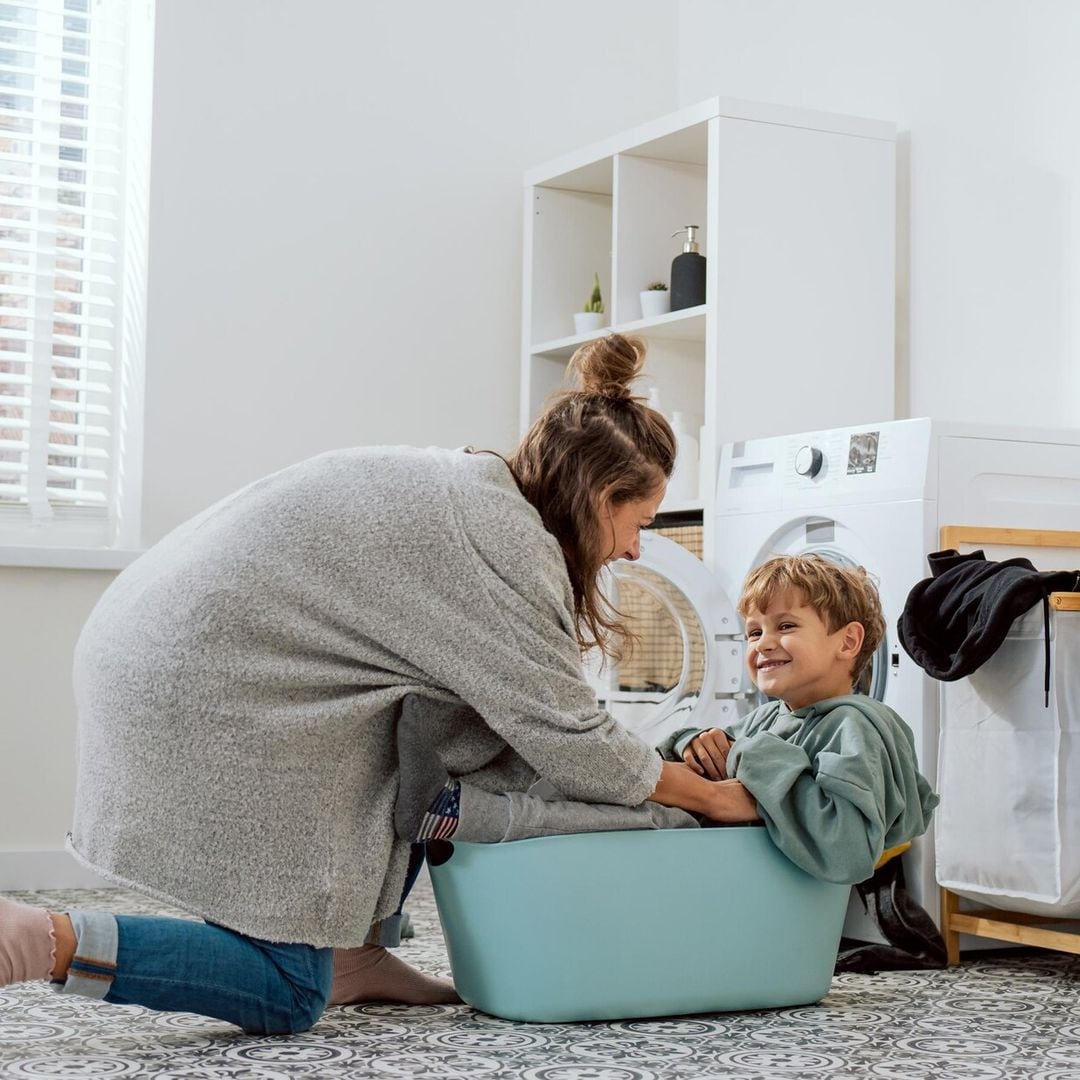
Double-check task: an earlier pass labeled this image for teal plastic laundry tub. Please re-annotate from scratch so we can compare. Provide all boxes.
[427,825,849,1023]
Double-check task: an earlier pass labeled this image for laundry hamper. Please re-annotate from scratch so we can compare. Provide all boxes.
[937,591,1080,918]
[931,525,1080,962]
[427,825,849,1023]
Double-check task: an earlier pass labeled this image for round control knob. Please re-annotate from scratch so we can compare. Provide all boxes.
[794,445,824,479]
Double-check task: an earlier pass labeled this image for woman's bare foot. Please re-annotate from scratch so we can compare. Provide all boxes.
[329,945,461,1006]
[0,897,61,985]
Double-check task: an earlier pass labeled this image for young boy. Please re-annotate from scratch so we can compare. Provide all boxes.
[395,554,938,887]
[657,553,938,884]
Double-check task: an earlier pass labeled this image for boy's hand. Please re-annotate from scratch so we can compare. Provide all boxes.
[683,728,734,780]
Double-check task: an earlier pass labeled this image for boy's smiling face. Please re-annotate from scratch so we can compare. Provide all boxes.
[744,589,864,710]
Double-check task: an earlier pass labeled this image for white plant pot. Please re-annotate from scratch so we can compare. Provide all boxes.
[639,290,670,319]
[573,311,605,336]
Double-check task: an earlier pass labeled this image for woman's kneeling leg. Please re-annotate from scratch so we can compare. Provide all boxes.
[62,910,332,1035]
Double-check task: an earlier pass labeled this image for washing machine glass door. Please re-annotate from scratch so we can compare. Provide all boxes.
[587,531,744,745]
[743,523,889,703]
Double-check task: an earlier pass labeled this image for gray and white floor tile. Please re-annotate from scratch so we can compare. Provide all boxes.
[2,873,1079,1078]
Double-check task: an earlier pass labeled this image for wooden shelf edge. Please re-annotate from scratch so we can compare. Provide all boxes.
[947,912,1080,955]
[939,525,1080,551]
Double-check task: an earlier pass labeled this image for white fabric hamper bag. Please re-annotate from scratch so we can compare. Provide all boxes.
[936,600,1080,916]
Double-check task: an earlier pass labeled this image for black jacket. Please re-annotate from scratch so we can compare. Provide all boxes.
[899,549,1080,700]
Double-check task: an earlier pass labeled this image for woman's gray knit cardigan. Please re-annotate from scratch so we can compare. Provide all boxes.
[68,447,662,946]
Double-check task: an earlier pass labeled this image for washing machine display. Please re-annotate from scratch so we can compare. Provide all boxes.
[846,429,881,474]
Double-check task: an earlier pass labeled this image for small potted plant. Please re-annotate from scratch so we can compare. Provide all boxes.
[639,281,669,319]
[573,272,606,335]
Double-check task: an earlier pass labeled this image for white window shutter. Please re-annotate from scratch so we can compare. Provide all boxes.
[0,0,152,550]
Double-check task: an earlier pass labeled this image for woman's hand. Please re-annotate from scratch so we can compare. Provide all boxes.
[682,728,733,780]
[700,779,760,824]
[648,762,760,824]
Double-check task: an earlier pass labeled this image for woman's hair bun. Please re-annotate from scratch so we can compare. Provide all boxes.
[568,333,646,401]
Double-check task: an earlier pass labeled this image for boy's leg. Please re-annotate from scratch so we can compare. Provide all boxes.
[395,693,698,844]
[2,896,330,1035]
[501,791,699,840]
[407,777,698,844]
[419,780,700,842]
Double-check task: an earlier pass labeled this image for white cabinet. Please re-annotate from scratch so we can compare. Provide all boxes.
[520,97,896,560]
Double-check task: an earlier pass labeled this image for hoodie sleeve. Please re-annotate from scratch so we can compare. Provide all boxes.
[656,727,706,761]
[726,708,895,884]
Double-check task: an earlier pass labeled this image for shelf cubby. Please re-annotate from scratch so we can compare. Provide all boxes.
[613,150,707,324]
[528,160,613,347]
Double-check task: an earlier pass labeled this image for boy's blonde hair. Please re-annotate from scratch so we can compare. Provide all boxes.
[737,554,886,683]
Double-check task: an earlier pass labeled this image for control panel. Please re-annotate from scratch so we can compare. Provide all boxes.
[716,417,934,513]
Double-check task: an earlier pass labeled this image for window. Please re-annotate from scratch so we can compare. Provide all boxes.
[0,0,153,555]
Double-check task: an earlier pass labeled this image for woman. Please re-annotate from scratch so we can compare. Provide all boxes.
[0,334,746,1033]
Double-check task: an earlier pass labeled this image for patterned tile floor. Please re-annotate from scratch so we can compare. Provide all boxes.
[2,872,1080,1079]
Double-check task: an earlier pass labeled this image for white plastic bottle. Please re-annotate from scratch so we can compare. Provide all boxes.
[667,411,699,505]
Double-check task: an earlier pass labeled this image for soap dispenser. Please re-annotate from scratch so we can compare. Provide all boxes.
[670,225,706,311]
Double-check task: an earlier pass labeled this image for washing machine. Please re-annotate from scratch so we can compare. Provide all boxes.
[591,417,1080,944]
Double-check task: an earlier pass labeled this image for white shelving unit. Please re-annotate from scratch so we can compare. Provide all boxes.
[521,97,897,557]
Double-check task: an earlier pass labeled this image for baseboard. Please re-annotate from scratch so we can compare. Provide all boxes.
[0,850,112,891]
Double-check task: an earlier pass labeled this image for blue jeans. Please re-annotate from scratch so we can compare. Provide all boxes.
[62,912,332,1035]
[59,844,426,1034]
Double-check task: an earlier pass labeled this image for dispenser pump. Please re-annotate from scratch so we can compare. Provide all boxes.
[672,225,701,254]
[669,225,706,311]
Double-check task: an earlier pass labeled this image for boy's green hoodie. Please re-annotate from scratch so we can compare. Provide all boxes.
[657,695,939,885]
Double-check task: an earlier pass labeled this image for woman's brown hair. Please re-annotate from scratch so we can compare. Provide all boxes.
[506,333,675,658]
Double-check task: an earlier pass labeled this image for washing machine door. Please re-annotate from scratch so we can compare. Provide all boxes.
[587,530,745,745]
[739,517,890,703]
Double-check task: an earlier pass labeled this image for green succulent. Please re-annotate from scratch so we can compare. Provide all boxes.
[647,281,668,291]
[583,271,604,314]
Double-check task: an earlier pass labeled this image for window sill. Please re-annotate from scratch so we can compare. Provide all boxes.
[0,546,143,571]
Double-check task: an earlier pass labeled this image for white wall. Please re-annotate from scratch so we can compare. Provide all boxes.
[0,0,679,881]
[142,0,679,543]
[676,0,1080,427]
[0,569,116,862]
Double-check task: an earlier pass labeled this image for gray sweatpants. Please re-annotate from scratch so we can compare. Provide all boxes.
[503,793,698,839]
[494,779,700,841]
